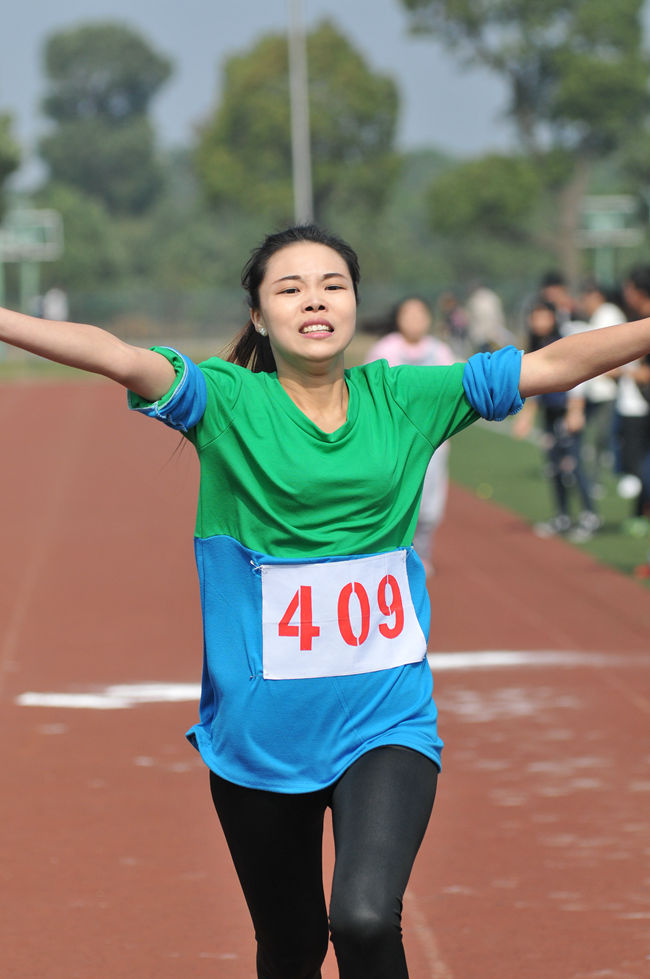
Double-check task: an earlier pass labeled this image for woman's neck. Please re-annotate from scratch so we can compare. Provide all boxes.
[277,361,349,433]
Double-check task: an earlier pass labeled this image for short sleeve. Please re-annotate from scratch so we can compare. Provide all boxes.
[462,346,525,421]
[127,346,207,433]
[379,360,478,446]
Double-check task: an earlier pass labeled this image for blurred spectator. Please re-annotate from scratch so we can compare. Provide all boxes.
[577,279,625,494]
[514,299,600,541]
[465,282,512,352]
[437,291,470,358]
[539,271,580,331]
[614,266,650,528]
[366,296,455,575]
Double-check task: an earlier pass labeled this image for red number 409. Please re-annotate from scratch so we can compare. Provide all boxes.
[278,574,404,651]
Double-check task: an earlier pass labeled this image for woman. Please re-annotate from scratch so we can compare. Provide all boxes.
[365,296,456,574]
[2,224,650,978]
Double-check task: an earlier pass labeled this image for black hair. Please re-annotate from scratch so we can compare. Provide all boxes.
[539,270,567,289]
[580,277,625,308]
[625,264,650,298]
[580,277,605,296]
[526,297,561,351]
[362,295,433,339]
[225,224,361,372]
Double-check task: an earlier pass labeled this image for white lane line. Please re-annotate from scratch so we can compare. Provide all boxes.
[427,650,650,670]
[404,891,455,978]
[0,390,93,699]
[597,669,650,716]
[17,683,201,710]
[14,650,649,711]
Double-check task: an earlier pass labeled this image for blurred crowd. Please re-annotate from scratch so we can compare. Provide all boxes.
[364,267,650,579]
[518,267,650,575]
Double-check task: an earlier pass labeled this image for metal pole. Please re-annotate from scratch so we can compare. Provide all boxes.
[287,0,314,223]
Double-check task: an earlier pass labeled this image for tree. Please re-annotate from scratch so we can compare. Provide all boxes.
[428,154,542,240]
[195,20,400,225]
[400,0,650,282]
[0,111,20,217]
[35,182,127,294]
[39,22,172,214]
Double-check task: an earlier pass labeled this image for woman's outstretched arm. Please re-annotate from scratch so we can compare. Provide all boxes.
[519,317,650,398]
[0,305,176,401]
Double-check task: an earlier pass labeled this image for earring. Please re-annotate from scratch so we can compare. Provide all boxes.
[258,326,268,337]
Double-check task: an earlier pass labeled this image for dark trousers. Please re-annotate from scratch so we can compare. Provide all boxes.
[209,746,438,979]
[543,406,594,516]
[618,413,650,516]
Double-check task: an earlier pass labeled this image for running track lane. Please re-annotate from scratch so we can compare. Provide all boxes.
[0,381,649,978]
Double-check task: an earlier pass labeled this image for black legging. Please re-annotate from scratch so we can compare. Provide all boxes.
[209,746,438,979]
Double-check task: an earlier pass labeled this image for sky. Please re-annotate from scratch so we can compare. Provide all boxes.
[3,0,518,188]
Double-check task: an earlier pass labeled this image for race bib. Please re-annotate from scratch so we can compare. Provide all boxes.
[261,550,426,679]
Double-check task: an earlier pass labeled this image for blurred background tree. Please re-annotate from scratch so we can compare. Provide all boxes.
[38,22,172,215]
[5,8,650,336]
[0,110,20,218]
[400,0,650,285]
[195,20,400,228]
[35,182,127,292]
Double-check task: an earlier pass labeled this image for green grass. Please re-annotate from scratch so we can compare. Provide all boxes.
[449,420,650,586]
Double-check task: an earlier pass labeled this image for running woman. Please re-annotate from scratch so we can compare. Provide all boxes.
[2,224,650,979]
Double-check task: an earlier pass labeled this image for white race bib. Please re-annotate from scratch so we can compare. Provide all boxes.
[261,550,426,679]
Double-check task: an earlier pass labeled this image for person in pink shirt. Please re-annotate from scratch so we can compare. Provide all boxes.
[366,297,456,575]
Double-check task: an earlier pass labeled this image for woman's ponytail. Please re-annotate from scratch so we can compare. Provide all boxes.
[225,320,277,373]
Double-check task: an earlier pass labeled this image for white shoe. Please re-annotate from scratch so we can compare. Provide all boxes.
[618,475,642,499]
[533,515,571,538]
[569,511,601,542]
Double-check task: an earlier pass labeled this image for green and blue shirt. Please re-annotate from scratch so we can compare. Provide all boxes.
[129,347,523,791]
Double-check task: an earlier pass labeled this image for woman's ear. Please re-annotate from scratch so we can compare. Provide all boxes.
[251,310,267,337]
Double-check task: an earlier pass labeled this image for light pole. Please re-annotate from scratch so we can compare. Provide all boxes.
[287,0,314,223]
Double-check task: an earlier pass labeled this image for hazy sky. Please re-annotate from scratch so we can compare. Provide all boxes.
[4,0,518,187]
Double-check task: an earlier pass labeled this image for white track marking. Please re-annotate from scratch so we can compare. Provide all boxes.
[14,650,650,711]
[17,683,201,710]
[0,390,92,698]
[427,650,650,670]
[404,891,455,978]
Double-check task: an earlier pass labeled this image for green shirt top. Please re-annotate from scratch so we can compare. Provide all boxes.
[168,354,478,556]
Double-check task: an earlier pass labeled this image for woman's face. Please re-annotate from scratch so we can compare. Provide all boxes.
[252,242,357,373]
[528,306,556,336]
[395,299,431,344]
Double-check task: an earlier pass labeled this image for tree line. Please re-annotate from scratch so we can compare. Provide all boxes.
[1,2,649,335]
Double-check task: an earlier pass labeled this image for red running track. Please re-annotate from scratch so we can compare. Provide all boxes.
[0,380,649,978]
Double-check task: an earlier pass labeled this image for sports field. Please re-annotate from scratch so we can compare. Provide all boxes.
[1,378,649,978]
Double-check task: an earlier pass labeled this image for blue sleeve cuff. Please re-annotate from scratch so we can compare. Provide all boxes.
[127,347,207,433]
[462,346,525,421]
